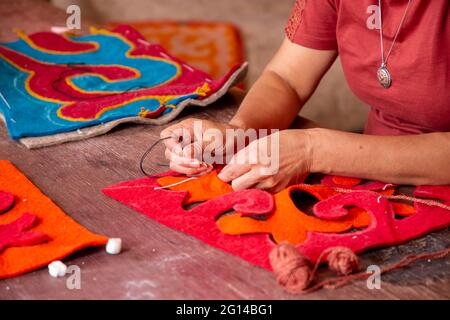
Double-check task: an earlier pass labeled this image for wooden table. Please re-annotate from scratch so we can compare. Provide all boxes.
[1,0,449,300]
[0,88,449,299]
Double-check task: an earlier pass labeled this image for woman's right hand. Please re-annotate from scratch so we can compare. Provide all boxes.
[160,118,240,175]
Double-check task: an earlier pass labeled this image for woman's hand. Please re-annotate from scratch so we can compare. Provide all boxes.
[160,118,240,175]
[217,129,314,193]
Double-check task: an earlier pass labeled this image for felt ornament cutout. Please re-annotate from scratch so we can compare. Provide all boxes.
[0,25,247,149]
[103,171,450,269]
[321,175,416,217]
[157,171,233,204]
[217,184,371,244]
[0,212,49,252]
[0,160,107,278]
[297,186,450,262]
[103,172,277,269]
[0,191,14,214]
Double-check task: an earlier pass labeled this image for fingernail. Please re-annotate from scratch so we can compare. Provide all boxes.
[217,172,227,181]
[231,181,241,191]
[189,159,201,166]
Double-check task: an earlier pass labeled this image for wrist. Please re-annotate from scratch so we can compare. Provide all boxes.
[302,128,327,174]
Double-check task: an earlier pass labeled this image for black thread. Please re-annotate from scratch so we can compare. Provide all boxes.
[139,137,172,177]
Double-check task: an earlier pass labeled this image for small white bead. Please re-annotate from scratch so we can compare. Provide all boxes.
[106,238,122,255]
[48,261,67,278]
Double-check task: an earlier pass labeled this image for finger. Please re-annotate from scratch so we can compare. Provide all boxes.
[160,119,194,140]
[162,137,181,152]
[160,127,179,150]
[182,142,203,162]
[271,181,290,193]
[217,146,252,182]
[165,142,203,164]
[169,161,207,175]
[253,177,276,191]
[164,148,171,160]
[217,162,252,183]
[254,178,287,193]
[230,168,264,191]
[187,163,213,177]
[161,126,194,151]
[165,149,202,167]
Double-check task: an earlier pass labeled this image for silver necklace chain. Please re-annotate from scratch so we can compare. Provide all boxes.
[379,0,412,66]
[377,0,412,88]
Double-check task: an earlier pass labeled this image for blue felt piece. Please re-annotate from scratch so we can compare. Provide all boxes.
[0,27,218,140]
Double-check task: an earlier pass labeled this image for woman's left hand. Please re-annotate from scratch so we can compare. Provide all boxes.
[217,129,314,193]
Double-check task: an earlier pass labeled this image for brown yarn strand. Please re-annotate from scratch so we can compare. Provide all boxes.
[269,243,313,293]
[385,194,450,211]
[328,186,450,211]
[270,244,360,294]
[304,247,450,294]
[271,243,450,295]
[137,140,450,294]
[271,183,450,294]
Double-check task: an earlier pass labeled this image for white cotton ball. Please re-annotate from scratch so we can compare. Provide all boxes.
[106,238,122,255]
[48,261,67,278]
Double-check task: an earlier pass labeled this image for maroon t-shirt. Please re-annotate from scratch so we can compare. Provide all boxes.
[286,0,450,135]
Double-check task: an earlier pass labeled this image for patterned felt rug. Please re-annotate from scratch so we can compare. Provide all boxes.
[0,160,107,278]
[0,24,247,148]
[103,170,450,270]
[106,21,245,81]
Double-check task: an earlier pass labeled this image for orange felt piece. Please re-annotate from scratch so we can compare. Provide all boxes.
[332,176,361,187]
[0,160,107,278]
[392,202,416,216]
[157,171,233,204]
[216,185,371,244]
[156,171,413,245]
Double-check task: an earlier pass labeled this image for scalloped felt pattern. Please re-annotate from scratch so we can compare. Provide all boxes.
[217,184,371,244]
[0,160,107,278]
[0,212,49,252]
[104,171,450,268]
[157,171,233,204]
[0,191,14,214]
[0,25,247,149]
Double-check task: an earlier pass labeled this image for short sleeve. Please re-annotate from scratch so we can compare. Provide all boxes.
[285,0,338,50]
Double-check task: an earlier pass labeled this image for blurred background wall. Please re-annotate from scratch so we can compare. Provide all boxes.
[52,0,369,131]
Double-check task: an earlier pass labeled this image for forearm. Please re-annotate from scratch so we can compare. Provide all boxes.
[309,128,450,185]
[229,70,302,131]
[229,39,337,131]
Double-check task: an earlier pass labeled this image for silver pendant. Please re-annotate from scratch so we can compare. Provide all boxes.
[377,64,392,89]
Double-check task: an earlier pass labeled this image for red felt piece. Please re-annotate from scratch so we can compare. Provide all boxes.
[0,212,50,252]
[298,187,450,262]
[321,175,394,191]
[103,176,277,269]
[321,175,416,217]
[104,172,450,270]
[27,32,98,53]
[0,191,14,214]
[217,184,371,245]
